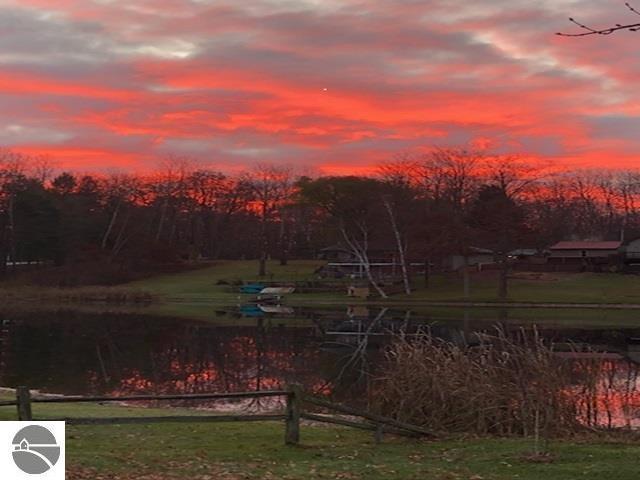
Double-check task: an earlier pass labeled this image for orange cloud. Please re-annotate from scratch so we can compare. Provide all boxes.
[0,1,639,172]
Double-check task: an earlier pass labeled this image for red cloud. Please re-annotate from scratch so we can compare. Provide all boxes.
[0,1,639,172]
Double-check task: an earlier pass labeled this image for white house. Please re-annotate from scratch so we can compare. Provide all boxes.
[622,237,640,263]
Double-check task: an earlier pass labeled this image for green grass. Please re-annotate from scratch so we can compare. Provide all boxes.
[128,260,640,306]
[400,271,640,304]
[0,400,637,479]
[6,260,640,309]
[127,260,327,303]
[61,427,640,480]
[8,260,640,321]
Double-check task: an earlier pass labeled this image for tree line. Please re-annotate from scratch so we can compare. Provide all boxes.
[2,147,640,290]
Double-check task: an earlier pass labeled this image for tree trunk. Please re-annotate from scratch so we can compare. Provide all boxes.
[362,261,388,299]
[7,194,15,267]
[102,202,120,249]
[424,258,430,288]
[462,255,470,299]
[382,197,411,295]
[339,226,387,299]
[498,254,509,300]
[259,254,267,277]
[110,211,131,260]
[155,199,168,242]
[258,205,268,276]
[0,223,7,278]
[258,220,267,276]
[278,218,288,266]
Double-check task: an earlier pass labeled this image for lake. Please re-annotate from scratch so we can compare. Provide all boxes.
[2,305,640,425]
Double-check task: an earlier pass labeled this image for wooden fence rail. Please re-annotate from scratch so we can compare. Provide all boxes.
[302,395,436,438]
[300,412,408,439]
[62,414,286,426]
[3,385,431,444]
[26,390,289,403]
[8,386,301,445]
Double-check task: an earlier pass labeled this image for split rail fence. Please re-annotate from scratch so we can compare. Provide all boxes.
[0,385,433,444]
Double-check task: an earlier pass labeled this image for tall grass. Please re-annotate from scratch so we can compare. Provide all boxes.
[373,329,640,442]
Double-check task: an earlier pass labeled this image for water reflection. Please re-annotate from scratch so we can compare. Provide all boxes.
[1,306,640,423]
[0,312,332,398]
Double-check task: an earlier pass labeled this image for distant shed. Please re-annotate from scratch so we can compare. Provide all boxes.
[549,241,621,262]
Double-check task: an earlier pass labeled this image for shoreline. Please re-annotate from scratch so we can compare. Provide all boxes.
[164,296,640,310]
[6,288,640,310]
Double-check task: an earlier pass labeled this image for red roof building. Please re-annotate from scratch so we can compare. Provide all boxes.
[549,241,621,260]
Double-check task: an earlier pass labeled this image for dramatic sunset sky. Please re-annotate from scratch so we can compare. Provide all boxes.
[0,0,639,173]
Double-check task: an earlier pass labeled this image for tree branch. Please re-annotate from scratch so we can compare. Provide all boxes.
[558,4,640,37]
[626,1,640,16]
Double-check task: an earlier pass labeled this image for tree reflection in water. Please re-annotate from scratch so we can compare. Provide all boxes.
[1,308,640,423]
[0,310,366,408]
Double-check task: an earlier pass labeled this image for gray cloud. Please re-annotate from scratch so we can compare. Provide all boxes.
[1,0,639,170]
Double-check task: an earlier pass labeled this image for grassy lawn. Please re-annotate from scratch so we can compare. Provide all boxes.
[127,260,328,303]
[402,271,640,304]
[3,260,640,308]
[0,400,637,479]
[327,269,640,305]
[126,260,640,306]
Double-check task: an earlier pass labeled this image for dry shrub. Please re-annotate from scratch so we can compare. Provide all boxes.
[0,286,155,304]
[373,328,584,439]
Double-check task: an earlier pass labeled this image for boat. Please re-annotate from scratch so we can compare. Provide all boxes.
[239,283,265,294]
[258,305,295,315]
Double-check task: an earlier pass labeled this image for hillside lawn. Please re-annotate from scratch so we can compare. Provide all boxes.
[0,399,638,479]
[126,259,640,306]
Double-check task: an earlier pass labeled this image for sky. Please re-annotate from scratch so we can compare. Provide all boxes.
[0,0,639,174]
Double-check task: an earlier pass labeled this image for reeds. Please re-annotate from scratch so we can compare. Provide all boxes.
[373,328,640,440]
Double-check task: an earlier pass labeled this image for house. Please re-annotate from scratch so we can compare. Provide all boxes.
[316,243,400,279]
[620,237,640,267]
[549,241,621,265]
[508,248,549,267]
[445,247,495,271]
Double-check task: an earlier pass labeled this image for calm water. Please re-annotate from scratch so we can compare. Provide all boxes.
[2,305,640,421]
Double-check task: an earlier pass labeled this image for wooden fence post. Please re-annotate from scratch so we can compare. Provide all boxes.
[374,424,384,444]
[17,386,32,421]
[285,384,302,445]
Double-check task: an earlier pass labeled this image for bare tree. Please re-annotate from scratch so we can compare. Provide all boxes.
[101,173,144,260]
[338,218,389,298]
[0,149,27,273]
[424,148,482,298]
[29,155,57,185]
[614,170,640,240]
[150,157,194,244]
[481,156,544,300]
[245,164,295,276]
[382,195,411,294]
[298,176,389,298]
[558,2,640,37]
